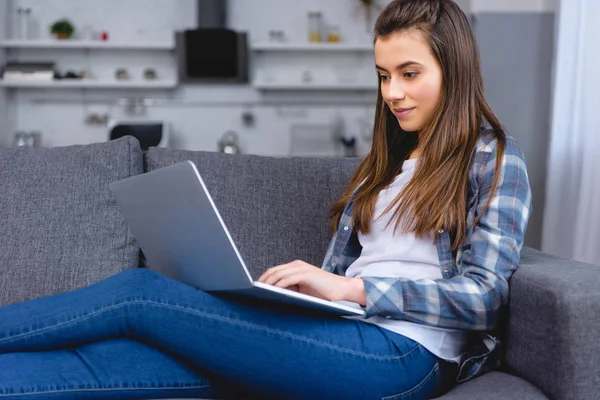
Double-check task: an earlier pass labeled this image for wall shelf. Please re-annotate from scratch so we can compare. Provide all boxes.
[254,81,377,91]
[251,42,373,52]
[0,79,178,89]
[0,39,175,50]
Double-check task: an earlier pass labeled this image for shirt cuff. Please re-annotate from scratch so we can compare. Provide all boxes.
[361,277,404,319]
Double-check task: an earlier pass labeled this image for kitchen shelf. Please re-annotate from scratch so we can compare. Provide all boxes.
[0,39,175,50]
[0,79,178,89]
[251,42,373,52]
[254,81,377,91]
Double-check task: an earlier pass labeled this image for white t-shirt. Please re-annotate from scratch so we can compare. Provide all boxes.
[344,158,467,362]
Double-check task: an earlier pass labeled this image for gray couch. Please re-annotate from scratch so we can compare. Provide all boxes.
[1,136,598,399]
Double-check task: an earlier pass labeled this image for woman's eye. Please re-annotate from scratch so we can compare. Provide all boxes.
[378,75,390,81]
[404,72,418,79]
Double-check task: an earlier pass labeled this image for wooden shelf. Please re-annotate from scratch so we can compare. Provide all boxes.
[0,39,174,50]
[0,79,178,89]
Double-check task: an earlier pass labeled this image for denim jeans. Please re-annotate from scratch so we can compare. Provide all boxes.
[0,268,448,400]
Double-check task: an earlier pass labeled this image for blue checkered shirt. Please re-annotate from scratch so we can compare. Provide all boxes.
[321,129,532,381]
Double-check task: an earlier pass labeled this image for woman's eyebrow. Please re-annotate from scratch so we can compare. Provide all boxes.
[375,61,423,72]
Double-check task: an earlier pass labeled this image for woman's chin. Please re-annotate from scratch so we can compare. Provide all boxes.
[397,118,423,132]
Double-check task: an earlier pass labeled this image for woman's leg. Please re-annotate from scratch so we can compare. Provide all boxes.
[0,268,443,400]
[0,338,224,400]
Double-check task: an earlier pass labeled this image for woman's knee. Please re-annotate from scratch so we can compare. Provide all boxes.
[116,267,156,280]
[100,267,166,294]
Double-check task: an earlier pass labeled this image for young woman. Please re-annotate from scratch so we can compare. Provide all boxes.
[0,1,531,399]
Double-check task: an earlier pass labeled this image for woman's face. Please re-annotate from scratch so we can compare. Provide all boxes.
[375,29,443,132]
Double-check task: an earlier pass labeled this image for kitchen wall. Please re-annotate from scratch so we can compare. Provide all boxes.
[0,0,556,249]
[0,0,385,157]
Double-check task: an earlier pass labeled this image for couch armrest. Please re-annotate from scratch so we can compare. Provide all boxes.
[504,246,600,400]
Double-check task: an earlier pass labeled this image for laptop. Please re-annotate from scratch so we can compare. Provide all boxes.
[109,160,365,317]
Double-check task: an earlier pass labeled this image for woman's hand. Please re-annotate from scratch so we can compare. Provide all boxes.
[257,260,365,305]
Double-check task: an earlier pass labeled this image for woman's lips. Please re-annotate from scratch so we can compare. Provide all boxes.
[393,107,415,120]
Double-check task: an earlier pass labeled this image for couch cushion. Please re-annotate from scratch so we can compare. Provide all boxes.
[0,136,143,305]
[148,373,546,400]
[145,148,361,278]
[437,372,547,399]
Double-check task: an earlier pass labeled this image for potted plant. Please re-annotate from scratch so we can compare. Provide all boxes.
[50,19,75,39]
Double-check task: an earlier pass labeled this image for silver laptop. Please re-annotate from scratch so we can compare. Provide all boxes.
[109,160,365,317]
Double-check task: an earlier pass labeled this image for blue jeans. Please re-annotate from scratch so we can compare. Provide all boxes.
[0,268,449,400]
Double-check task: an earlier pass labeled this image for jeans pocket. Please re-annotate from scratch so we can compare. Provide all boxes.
[381,362,440,400]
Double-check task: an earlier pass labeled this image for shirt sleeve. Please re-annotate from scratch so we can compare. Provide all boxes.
[320,231,337,271]
[361,139,533,331]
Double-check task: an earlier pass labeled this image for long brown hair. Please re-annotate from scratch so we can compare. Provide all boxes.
[329,0,506,251]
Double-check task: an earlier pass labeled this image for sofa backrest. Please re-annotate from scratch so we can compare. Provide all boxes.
[0,136,144,305]
[146,148,362,278]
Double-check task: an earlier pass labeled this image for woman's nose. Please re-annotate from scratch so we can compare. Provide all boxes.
[385,78,406,101]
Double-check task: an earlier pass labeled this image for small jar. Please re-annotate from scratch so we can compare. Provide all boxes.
[307,11,322,42]
[327,25,341,42]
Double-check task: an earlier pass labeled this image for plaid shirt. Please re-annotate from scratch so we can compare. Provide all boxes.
[321,129,532,381]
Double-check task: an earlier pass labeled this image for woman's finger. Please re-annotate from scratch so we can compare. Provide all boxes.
[258,261,309,283]
[260,265,306,286]
[257,261,302,282]
[257,265,286,283]
[273,273,307,289]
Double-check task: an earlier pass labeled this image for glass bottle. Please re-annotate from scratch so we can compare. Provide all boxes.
[19,8,29,40]
[308,11,322,43]
[23,8,33,40]
[13,7,23,39]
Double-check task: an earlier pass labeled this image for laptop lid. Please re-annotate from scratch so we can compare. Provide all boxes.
[109,160,254,291]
